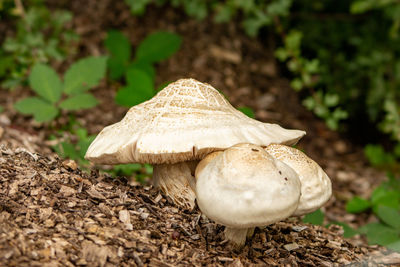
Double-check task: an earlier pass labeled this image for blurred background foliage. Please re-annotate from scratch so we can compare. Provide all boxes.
[126,0,400,159]
[0,0,77,89]
[1,0,400,250]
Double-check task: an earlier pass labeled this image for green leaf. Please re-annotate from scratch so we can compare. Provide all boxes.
[238,106,255,118]
[107,57,126,80]
[105,30,131,62]
[330,222,359,238]
[77,135,96,159]
[394,143,400,158]
[387,240,400,252]
[302,209,324,225]
[135,31,182,63]
[290,78,303,91]
[346,196,371,213]
[376,205,400,229]
[364,144,394,166]
[127,61,155,80]
[0,105,3,113]
[29,64,62,103]
[371,188,400,212]
[105,30,131,80]
[243,17,265,37]
[14,97,59,122]
[125,0,152,15]
[214,4,234,23]
[60,141,80,160]
[324,94,339,107]
[360,223,400,246]
[350,1,373,14]
[59,93,98,111]
[183,0,208,20]
[0,56,14,77]
[63,56,107,95]
[115,69,154,107]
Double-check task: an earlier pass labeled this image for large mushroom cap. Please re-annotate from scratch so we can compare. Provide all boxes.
[85,78,305,165]
[195,143,301,229]
[265,144,332,216]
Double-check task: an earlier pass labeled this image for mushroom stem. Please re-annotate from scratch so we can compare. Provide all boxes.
[224,227,249,247]
[223,227,256,247]
[153,161,198,210]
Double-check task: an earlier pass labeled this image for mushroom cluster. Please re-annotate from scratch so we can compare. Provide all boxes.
[85,78,332,246]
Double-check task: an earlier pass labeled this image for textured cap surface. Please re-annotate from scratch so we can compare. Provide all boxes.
[265,144,332,216]
[85,79,306,165]
[196,143,301,228]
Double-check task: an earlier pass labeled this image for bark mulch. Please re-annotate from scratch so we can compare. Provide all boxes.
[1,145,400,267]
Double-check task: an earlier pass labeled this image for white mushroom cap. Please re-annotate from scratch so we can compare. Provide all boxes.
[85,78,305,165]
[264,144,332,216]
[195,143,301,229]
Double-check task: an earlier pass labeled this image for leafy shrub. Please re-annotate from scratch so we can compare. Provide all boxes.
[104,30,181,106]
[124,0,291,35]
[130,0,400,149]
[346,174,400,251]
[285,1,400,141]
[0,3,78,89]
[14,56,107,122]
[364,144,400,171]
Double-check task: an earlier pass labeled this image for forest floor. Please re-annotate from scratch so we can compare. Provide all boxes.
[1,0,400,266]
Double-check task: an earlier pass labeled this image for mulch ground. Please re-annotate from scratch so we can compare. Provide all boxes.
[2,147,400,267]
[1,0,400,266]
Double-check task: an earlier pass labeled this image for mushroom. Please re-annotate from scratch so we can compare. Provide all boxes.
[264,144,332,216]
[195,143,301,246]
[85,78,305,209]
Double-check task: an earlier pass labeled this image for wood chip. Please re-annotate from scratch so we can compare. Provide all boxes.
[284,243,300,251]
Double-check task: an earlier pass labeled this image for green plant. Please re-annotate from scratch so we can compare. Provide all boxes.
[1,2,78,89]
[283,1,400,143]
[238,106,255,118]
[108,163,153,184]
[51,118,153,181]
[104,30,181,107]
[131,1,400,149]
[364,144,400,173]
[302,209,324,226]
[14,56,107,122]
[346,173,400,251]
[275,30,348,130]
[0,105,3,113]
[302,209,359,239]
[52,126,95,168]
[124,0,292,35]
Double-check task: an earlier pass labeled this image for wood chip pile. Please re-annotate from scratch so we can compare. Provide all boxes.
[1,146,398,266]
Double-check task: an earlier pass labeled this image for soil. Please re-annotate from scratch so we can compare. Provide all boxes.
[1,0,400,266]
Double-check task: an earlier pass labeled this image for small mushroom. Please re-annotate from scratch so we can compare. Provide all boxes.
[195,143,301,246]
[85,78,305,209]
[264,144,332,216]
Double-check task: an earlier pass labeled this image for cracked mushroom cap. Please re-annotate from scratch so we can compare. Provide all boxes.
[264,144,332,216]
[85,78,305,165]
[195,143,301,229]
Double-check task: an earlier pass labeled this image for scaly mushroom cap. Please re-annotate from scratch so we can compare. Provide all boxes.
[196,143,301,229]
[264,144,332,216]
[85,78,305,165]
